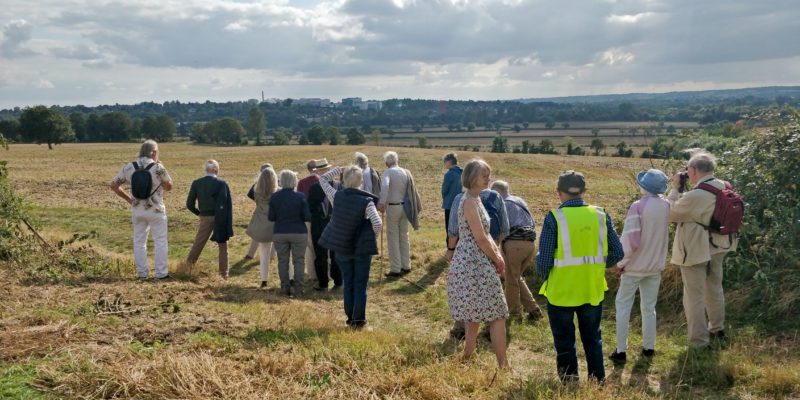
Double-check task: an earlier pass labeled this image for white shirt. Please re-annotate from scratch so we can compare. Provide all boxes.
[378,165,409,205]
[111,157,172,213]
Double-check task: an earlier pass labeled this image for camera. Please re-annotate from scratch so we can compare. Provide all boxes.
[678,171,689,193]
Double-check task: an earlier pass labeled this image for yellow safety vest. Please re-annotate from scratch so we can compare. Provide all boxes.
[539,205,609,307]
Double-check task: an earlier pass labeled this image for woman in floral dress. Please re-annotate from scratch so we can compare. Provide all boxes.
[447,158,510,369]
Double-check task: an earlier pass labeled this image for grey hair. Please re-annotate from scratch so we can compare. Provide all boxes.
[342,165,364,189]
[255,167,277,202]
[139,139,158,158]
[354,152,369,169]
[260,163,273,172]
[278,169,298,190]
[383,151,398,166]
[443,152,458,165]
[205,159,220,174]
[491,180,509,196]
[688,150,716,173]
[462,158,491,190]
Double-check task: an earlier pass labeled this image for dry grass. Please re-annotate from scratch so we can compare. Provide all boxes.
[1,143,798,399]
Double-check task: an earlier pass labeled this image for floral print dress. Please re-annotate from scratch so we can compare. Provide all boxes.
[447,193,509,323]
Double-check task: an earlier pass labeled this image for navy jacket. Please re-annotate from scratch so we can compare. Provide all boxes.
[268,188,311,234]
[211,179,234,243]
[319,189,378,256]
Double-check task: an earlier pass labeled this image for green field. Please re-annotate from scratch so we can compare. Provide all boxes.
[0,143,797,399]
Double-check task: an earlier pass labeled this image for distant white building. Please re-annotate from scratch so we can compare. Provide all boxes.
[366,100,382,111]
[341,97,362,108]
[293,98,332,107]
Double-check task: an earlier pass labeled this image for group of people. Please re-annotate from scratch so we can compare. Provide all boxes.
[439,151,737,381]
[111,140,737,381]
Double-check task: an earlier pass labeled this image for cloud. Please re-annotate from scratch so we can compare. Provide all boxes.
[1,19,36,58]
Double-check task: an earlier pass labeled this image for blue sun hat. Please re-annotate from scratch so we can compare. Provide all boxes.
[637,169,669,194]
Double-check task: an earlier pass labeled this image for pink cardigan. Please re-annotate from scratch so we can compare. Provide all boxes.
[618,194,670,276]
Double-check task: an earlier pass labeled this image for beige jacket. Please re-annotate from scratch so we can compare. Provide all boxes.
[667,175,738,266]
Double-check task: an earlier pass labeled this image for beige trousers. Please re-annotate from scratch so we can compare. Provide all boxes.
[386,204,410,273]
[502,239,543,316]
[680,252,726,347]
[187,216,229,277]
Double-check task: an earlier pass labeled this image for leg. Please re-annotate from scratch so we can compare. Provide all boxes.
[398,211,410,271]
[131,212,150,278]
[386,206,402,273]
[150,212,169,278]
[330,251,342,286]
[681,264,710,346]
[186,216,214,264]
[247,239,260,259]
[444,209,450,245]
[705,253,726,333]
[313,232,330,288]
[336,254,356,324]
[502,241,524,316]
[304,231,316,281]
[351,255,372,324]
[576,303,605,382]
[516,241,542,316]
[614,274,639,353]
[259,242,272,282]
[450,320,466,339]
[547,303,579,379]
[218,241,229,278]
[638,274,662,351]
[290,234,307,294]
[463,321,480,359]
[489,318,510,368]
[273,236,291,293]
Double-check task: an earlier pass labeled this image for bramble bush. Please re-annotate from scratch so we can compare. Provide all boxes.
[0,161,31,260]
[723,109,800,323]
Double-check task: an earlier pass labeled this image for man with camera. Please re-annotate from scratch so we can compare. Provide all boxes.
[668,150,738,348]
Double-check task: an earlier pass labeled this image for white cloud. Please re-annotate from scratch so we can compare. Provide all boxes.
[35,78,54,88]
[598,48,635,66]
[606,12,654,24]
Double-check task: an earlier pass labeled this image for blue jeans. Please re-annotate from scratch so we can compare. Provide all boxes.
[336,253,373,325]
[547,302,605,381]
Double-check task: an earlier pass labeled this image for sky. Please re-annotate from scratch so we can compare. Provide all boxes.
[1,0,799,108]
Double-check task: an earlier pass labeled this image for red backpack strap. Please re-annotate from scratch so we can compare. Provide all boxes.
[696,182,721,195]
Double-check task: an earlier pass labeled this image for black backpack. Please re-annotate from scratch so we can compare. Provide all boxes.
[130,161,160,200]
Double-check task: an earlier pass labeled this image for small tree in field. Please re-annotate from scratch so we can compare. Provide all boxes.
[417,136,429,148]
[247,107,267,145]
[491,135,508,153]
[590,138,605,156]
[19,106,74,149]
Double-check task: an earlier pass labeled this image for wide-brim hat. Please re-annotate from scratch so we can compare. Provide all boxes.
[308,158,332,171]
[637,169,668,194]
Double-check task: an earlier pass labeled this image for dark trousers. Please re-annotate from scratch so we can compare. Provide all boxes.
[547,302,605,382]
[444,209,451,244]
[313,231,341,288]
[336,253,372,326]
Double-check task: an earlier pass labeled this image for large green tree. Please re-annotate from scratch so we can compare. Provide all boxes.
[69,113,87,141]
[98,112,133,142]
[346,127,365,145]
[306,125,327,145]
[247,107,267,145]
[142,115,176,142]
[0,119,20,142]
[18,106,74,149]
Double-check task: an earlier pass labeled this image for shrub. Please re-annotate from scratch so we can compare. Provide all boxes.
[0,161,32,260]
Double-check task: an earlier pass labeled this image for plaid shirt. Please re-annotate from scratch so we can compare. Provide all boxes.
[535,198,624,279]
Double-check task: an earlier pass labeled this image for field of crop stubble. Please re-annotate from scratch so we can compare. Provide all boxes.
[0,142,797,399]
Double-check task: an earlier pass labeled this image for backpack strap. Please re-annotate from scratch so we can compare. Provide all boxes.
[132,161,141,170]
[696,182,721,195]
[144,162,157,171]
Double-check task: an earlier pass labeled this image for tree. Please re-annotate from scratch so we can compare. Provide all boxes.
[271,128,291,145]
[521,139,531,154]
[561,122,570,129]
[247,107,267,145]
[538,139,557,154]
[417,136,429,148]
[153,115,176,142]
[614,141,634,157]
[307,125,327,145]
[467,122,476,131]
[545,118,556,129]
[591,128,600,137]
[589,138,605,156]
[522,122,530,129]
[346,127,365,145]
[98,112,133,142]
[0,119,20,142]
[69,113,87,141]
[86,113,101,141]
[491,135,508,153]
[371,129,382,146]
[327,126,343,145]
[18,106,74,149]
[216,117,245,145]
[666,125,677,135]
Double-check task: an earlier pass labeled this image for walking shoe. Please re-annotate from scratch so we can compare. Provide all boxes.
[156,275,172,281]
[641,349,656,358]
[527,310,543,322]
[449,328,466,341]
[710,330,726,341]
[313,285,327,292]
[608,350,627,365]
[259,281,267,289]
[244,255,254,260]
[385,271,402,278]
[400,268,412,275]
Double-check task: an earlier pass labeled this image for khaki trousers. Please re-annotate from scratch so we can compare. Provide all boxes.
[502,239,542,317]
[680,252,726,347]
[187,216,229,277]
[386,204,410,273]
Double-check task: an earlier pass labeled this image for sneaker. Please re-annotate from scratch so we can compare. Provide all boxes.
[400,268,412,275]
[710,330,726,341]
[641,349,655,358]
[385,271,402,278]
[156,275,172,281]
[138,276,149,282]
[313,286,327,292]
[244,255,254,260]
[608,350,627,365]
[259,281,267,289]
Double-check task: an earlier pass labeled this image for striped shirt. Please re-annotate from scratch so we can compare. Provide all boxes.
[321,167,382,236]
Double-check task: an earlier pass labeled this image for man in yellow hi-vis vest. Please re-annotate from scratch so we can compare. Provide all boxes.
[536,170,624,383]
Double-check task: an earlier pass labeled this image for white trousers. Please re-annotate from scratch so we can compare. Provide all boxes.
[131,208,169,279]
[386,204,410,273]
[258,242,275,282]
[615,273,661,352]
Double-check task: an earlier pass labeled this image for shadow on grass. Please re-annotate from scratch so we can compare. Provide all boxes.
[244,326,329,348]
[661,345,732,398]
[387,255,448,295]
[205,284,289,305]
[228,257,259,277]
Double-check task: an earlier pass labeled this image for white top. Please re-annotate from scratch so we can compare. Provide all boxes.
[111,157,172,213]
[321,167,382,237]
[362,166,373,194]
[378,165,408,205]
[618,194,670,275]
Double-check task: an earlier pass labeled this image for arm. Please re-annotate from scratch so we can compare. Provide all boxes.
[110,180,133,205]
[247,184,255,201]
[464,197,505,275]
[618,201,642,269]
[320,167,342,206]
[535,212,557,279]
[302,197,312,222]
[378,170,391,210]
[447,198,460,238]
[447,236,459,262]
[186,181,200,215]
[605,211,624,268]
[497,195,510,240]
[268,197,277,222]
[667,189,699,223]
[441,171,448,198]
[365,202,382,237]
